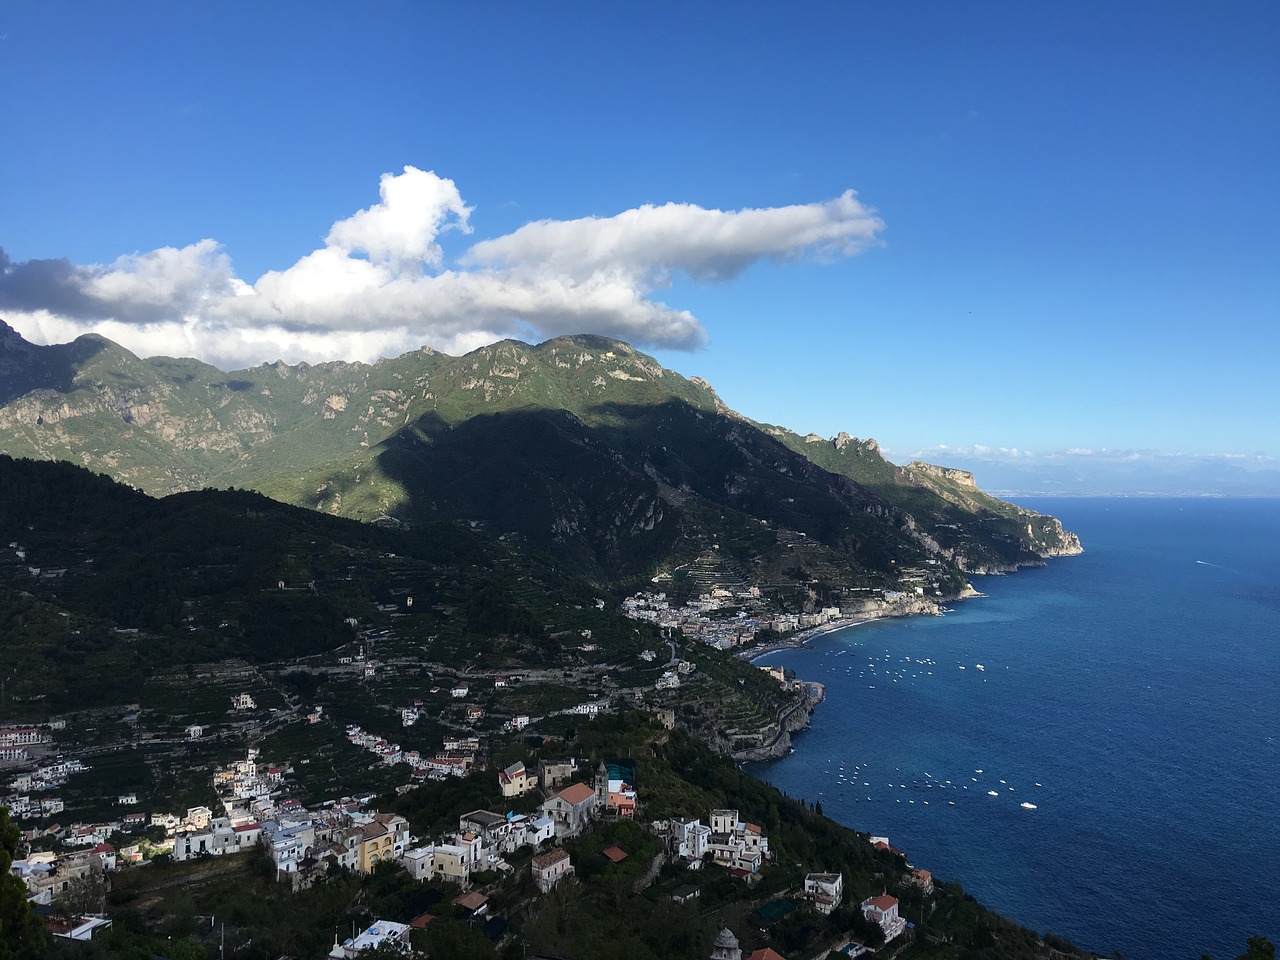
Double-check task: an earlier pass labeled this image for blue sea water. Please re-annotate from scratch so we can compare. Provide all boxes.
[749,498,1280,960]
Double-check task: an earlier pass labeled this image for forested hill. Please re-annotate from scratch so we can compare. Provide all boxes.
[0,455,618,714]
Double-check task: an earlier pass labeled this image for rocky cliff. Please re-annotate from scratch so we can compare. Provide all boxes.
[728,681,827,762]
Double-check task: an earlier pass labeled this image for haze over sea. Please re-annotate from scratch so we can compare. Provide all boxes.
[750,498,1280,960]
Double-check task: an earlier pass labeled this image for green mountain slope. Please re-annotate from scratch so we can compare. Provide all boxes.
[0,322,1080,590]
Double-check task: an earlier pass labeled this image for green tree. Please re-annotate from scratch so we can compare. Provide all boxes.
[420,917,497,959]
[1237,937,1275,960]
[0,806,47,959]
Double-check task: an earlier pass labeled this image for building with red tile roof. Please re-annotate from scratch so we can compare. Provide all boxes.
[861,894,907,942]
[541,782,598,836]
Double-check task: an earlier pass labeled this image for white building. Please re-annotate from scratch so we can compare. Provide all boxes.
[710,809,739,834]
[328,920,410,959]
[171,818,264,862]
[668,817,712,862]
[261,820,316,876]
[705,809,768,873]
[0,728,50,747]
[805,872,844,914]
[502,815,554,852]
[526,816,556,848]
[861,894,907,942]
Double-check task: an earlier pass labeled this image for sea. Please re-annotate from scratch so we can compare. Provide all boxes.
[748,498,1280,960]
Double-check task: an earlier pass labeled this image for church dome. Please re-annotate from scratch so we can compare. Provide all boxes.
[710,926,742,958]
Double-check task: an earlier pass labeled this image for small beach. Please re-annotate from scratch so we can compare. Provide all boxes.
[739,616,883,661]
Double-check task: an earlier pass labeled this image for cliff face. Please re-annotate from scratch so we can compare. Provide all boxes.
[728,682,827,762]
[1032,515,1084,557]
[907,460,978,488]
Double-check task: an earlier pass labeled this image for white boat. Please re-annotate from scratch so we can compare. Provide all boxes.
[987,790,999,797]
[976,664,985,671]
[1020,802,1038,810]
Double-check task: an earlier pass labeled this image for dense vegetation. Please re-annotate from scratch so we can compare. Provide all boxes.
[0,456,620,713]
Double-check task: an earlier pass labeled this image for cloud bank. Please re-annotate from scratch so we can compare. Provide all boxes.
[0,167,884,369]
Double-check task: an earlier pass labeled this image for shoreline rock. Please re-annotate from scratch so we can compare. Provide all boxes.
[728,681,826,763]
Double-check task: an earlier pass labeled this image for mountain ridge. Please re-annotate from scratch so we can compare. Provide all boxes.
[0,322,1080,591]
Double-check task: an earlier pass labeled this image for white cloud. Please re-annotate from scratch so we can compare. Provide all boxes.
[464,190,884,284]
[0,167,885,368]
[325,166,471,268]
[84,239,239,321]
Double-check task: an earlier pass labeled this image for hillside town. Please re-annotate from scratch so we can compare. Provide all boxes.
[7,722,932,958]
[621,557,950,653]
[622,587,848,651]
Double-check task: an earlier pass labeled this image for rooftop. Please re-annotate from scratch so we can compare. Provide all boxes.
[452,891,489,912]
[532,848,570,869]
[554,782,595,805]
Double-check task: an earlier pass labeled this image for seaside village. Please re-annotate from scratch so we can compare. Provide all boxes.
[621,553,950,651]
[6,710,934,957]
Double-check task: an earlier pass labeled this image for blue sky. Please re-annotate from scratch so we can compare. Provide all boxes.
[1,2,1277,474]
